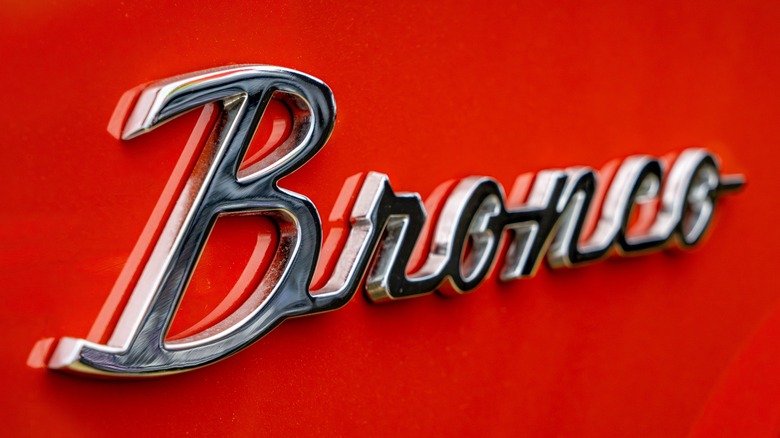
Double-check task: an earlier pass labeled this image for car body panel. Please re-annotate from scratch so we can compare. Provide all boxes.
[1,1,778,435]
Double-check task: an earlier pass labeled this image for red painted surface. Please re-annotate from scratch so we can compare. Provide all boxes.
[1,0,779,436]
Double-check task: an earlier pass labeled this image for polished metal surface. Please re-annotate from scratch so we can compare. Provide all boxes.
[49,65,340,376]
[46,65,745,377]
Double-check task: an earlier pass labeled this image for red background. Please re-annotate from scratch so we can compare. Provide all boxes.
[1,1,779,436]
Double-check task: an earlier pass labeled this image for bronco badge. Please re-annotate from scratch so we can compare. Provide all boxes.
[42,65,744,377]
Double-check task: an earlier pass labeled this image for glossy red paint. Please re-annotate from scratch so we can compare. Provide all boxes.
[1,0,779,436]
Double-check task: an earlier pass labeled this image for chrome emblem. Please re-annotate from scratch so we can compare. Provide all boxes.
[43,65,744,377]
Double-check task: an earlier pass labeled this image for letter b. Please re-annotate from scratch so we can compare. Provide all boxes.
[48,66,336,377]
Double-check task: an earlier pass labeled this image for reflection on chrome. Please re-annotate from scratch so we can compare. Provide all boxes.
[44,65,744,378]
